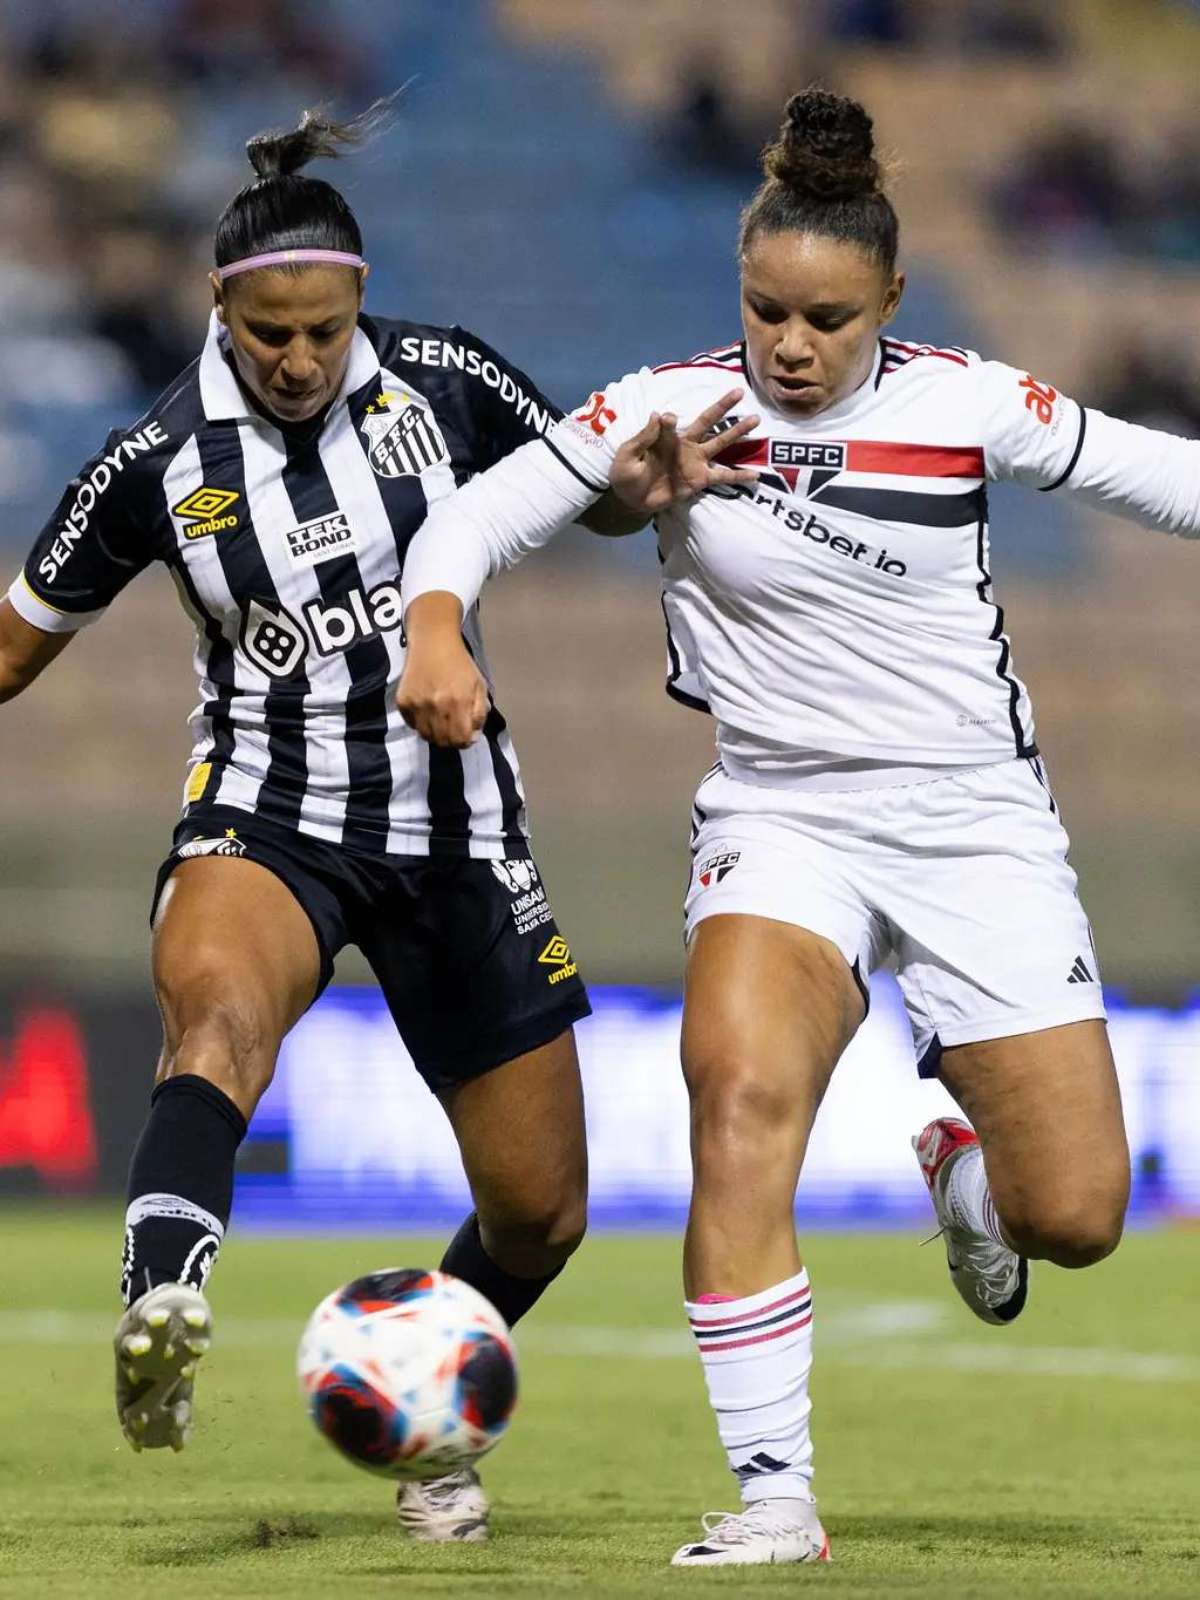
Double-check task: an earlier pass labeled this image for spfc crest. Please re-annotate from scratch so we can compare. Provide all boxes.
[361,398,450,480]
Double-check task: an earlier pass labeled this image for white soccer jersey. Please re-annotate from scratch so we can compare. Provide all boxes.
[403,336,1200,777]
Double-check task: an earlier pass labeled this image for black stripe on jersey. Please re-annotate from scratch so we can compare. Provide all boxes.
[460,628,525,853]
[661,594,711,715]
[812,485,986,528]
[973,492,1035,758]
[170,557,238,806]
[196,423,311,823]
[481,703,526,851]
[542,436,607,494]
[345,375,478,855]
[280,429,394,852]
[1028,754,1058,815]
[1040,407,1088,494]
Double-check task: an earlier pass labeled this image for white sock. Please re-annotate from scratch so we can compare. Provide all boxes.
[686,1267,815,1505]
[945,1145,1009,1249]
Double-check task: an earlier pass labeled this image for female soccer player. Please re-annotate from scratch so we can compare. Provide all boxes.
[0,102,751,1540]
[396,87,1200,1566]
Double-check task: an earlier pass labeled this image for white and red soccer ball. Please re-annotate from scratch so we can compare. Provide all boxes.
[297,1268,517,1480]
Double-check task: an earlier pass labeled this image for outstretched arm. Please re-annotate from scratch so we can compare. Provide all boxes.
[0,597,75,704]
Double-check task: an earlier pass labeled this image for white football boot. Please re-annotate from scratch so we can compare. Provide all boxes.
[671,1499,831,1566]
[913,1117,1028,1325]
[114,1282,212,1451]
[397,1468,489,1542]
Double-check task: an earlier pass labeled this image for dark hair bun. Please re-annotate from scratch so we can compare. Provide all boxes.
[246,96,401,181]
[763,88,882,202]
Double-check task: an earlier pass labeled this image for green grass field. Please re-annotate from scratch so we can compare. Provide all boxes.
[0,1209,1197,1598]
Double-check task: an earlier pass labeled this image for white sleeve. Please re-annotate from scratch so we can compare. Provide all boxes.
[979,358,1200,537]
[402,370,655,614]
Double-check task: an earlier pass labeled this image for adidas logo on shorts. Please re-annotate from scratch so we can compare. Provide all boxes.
[1067,955,1096,984]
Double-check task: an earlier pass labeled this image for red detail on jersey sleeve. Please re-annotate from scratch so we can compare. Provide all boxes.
[1018,374,1058,426]
[573,392,617,436]
[846,441,984,479]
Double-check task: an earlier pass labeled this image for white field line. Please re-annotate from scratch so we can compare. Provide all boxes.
[2,1302,1198,1383]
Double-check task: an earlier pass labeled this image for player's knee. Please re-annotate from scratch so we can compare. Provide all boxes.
[687,1059,795,1166]
[159,994,278,1108]
[1005,1191,1126,1268]
[481,1172,588,1271]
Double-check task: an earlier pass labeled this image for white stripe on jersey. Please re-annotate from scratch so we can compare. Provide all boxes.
[315,375,424,853]
[161,434,267,818]
[239,421,350,843]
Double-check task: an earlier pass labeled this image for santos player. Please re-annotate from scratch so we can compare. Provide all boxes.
[397,89,1200,1566]
[0,103,752,1539]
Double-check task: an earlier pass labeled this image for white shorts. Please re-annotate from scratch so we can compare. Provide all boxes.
[684,757,1106,1074]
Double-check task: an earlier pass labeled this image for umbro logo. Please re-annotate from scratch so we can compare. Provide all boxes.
[1067,955,1096,984]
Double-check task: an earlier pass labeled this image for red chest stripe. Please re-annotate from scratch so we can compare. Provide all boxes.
[846,442,984,479]
[714,438,982,480]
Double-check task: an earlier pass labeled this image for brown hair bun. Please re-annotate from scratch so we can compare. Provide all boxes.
[762,88,882,203]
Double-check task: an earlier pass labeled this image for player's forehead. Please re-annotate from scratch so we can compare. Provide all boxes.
[741,231,884,310]
[227,265,360,329]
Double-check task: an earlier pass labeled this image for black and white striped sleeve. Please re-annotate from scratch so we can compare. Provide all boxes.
[7,424,164,633]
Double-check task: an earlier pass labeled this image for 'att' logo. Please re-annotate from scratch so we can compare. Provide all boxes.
[574,391,617,437]
[1019,374,1058,426]
[173,486,240,539]
[538,936,579,985]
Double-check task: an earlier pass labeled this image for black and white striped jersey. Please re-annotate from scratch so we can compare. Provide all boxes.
[7,313,561,857]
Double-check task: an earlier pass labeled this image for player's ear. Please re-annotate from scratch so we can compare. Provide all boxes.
[357,263,370,306]
[879,271,905,327]
[210,271,226,323]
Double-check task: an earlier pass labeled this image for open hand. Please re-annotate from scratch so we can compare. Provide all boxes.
[608,388,760,516]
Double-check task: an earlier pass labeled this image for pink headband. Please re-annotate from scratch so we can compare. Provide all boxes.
[216,248,365,282]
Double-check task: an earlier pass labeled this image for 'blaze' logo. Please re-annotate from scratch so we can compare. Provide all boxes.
[1018,374,1058,426]
[574,391,617,436]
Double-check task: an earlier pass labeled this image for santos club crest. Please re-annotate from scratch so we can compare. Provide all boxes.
[360,393,450,480]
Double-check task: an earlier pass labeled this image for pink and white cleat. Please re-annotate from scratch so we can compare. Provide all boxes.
[913,1117,1028,1326]
[671,1499,831,1567]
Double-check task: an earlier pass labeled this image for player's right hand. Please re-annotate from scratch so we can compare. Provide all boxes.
[396,598,490,748]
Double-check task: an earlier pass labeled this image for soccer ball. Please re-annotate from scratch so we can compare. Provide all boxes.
[297,1268,518,1480]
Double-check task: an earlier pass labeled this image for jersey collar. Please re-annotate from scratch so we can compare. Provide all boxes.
[198,312,380,424]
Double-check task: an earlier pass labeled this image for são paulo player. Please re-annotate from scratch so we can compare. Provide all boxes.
[394,88,1200,1566]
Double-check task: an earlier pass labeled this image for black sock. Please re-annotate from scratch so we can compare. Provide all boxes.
[439,1212,565,1328]
[121,1074,247,1306]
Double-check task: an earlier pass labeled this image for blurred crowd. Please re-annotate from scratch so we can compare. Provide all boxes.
[0,0,368,418]
[994,119,1200,267]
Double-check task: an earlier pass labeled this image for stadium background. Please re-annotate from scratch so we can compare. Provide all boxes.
[2,0,1198,1220]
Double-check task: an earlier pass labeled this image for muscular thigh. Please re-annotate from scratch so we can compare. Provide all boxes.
[152,857,322,1112]
[937,1019,1130,1233]
[683,914,866,1150]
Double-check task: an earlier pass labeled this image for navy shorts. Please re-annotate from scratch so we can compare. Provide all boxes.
[151,806,590,1094]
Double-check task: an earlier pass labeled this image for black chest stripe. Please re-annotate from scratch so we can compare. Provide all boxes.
[281,428,393,851]
[197,423,311,822]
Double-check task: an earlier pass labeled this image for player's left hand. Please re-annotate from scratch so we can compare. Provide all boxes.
[608,389,760,516]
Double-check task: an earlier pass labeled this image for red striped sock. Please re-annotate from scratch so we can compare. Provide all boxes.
[685,1268,815,1503]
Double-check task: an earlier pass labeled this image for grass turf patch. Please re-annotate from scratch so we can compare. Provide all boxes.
[0,1211,1197,1597]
